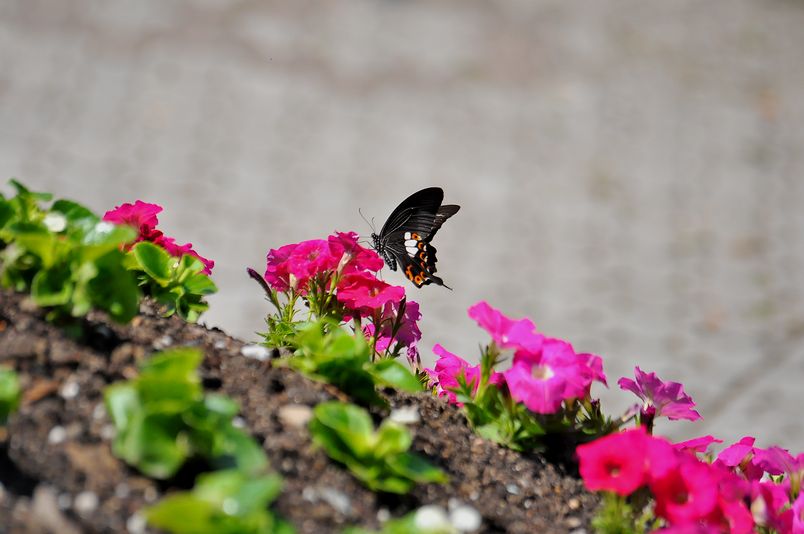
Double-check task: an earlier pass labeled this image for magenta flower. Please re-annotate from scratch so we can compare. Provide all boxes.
[425,344,502,405]
[754,445,804,479]
[674,435,723,455]
[264,243,298,292]
[337,272,405,315]
[792,492,804,534]
[503,338,603,414]
[651,455,719,525]
[715,436,765,481]
[287,239,337,287]
[104,200,214,274]
[103,200,162,240]
[650,526,722,534]
[618,367,701,422]
[577,428,650,496]
[363,299,422,363]
[328,231,384,273]
[467,301,543,352]
[751,480,793,532]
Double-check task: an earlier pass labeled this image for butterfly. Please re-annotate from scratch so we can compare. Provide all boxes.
[371,187,460,289]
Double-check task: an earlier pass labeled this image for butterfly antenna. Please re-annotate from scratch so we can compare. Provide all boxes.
[358,207,376,233]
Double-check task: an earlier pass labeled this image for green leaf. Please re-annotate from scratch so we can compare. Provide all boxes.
[31,268,73,306]
[131,241,173,285]
[0,367,21,423]
[367,359,422,393]
[373,421,412,457]
[8,223,58,268]
[386,452,449,484]
[312,402,374,458]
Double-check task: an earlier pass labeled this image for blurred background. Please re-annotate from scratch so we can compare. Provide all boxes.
[1,0,802,449]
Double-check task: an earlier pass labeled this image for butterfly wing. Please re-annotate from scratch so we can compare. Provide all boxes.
[378,191,460,288]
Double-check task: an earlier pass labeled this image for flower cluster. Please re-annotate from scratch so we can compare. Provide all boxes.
[103,200,214,275]
[426,301,606,414]
[259,231,421,361]
[578,428,804,533]
[618,366,702,433]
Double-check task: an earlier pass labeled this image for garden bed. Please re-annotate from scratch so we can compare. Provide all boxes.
[0,289,599,533]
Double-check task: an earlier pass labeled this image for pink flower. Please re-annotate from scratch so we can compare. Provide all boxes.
[103,200,162,240]
[264,243,298,292]
[503,338,604,414]
[618,367,701,422]
[650,455,719,525]
[104,200,214,274]
[337,272,405,315]
[467,301,543,352]
[715,437,765,480]
[792,491,804,534]
[674,435,723,455]
[651,524,722,534]
[751,480,792,532]
[577,428,650,496]
[157,236,214,275]
[363,299,422,363]
[328,231,384,273]
[754,446,804,478]
[425,344,502,405]
[287,239,337,287]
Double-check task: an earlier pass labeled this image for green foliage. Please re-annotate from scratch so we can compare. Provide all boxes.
[145,469,294,534]
[126,242,217,321]
[309,401,447,494]
[342,510,449,534]
[104,348,267,479]
[591,492,656,534]
[0,366,21,424]
[287,320,422,407]
[0,179,216,324]
[0,180,141,322]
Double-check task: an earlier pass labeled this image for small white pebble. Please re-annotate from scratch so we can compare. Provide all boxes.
[240,344,271,361]
[153,335,173,349]
[319,487,351,515]
[74,491,99,514]
[143,486,158,503]
[389,405,420,425]
[214,340,226,350]
[414,505,451,531]
[505,483,520,495]
[566,517,582,529]
[523,500,532,509]
[115,483,130,499]
[277,404,313,428]
[48,426,66,445]
[377,508,391,523]
[450,504,482,532]
[302,487,316,501]
[92,403,106,420]
[57,492,71,510]
[570,529,588,534]
[59,381,80,400]
[568,498,580,510]
[469,491,480,501]
[127,512,147,534]
[100,425,116,440]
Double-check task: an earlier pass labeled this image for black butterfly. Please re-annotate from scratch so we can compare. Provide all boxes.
[371,187,460,289]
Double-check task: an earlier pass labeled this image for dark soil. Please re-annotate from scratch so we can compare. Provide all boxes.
[0,290,600,533]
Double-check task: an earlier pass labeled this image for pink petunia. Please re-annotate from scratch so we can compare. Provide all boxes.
[792,491,804,534]
[103,200,162,240]
[264,243,298,292]
[650,524,722,534]
[650,455,720,525]
[337,272,405,316]
[715,436,765,481]
[363,299,422,363]
[576,428,650,496]
[104,200,214,274]
[750,480,793,533]
[467,301,543,352]
[674,435,723,455]
[618,367,701,422]
[753,446,804,479]
[425,344,502,405]
[503,338,604,414]
[287,239,338,288]
[327,231,384,273]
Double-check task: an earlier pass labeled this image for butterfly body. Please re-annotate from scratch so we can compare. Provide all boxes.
[371,187,460,289]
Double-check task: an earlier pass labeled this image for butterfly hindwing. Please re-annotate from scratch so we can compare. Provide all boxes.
[372,188,459,289]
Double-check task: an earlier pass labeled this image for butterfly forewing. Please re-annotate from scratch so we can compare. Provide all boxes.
[373,188,459,289]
